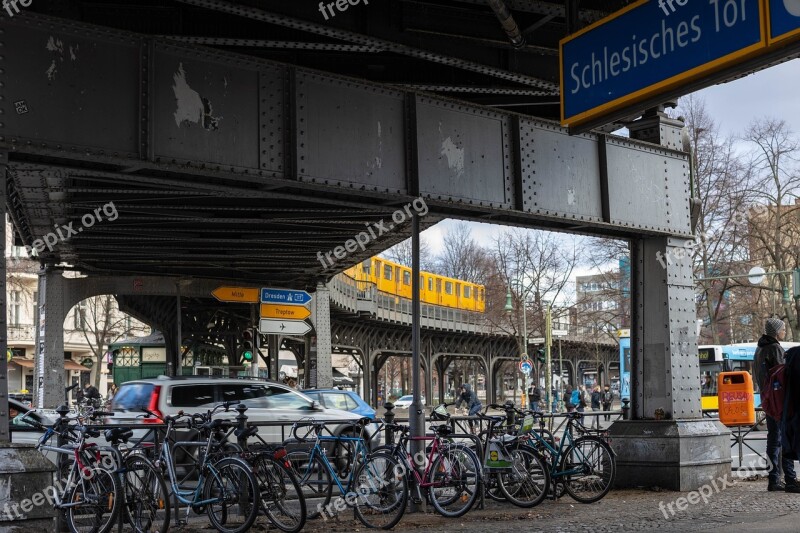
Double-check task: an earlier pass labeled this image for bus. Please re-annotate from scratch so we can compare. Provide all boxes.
[699,342,800,411]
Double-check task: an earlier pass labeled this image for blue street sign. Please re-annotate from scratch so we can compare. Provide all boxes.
[561,0,765,127]
[260,288,312,305]
[769,0,800,43]
[520,361,533,374]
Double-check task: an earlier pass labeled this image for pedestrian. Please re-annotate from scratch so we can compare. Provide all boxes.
[528,384,542,413]
[83,382,101,408]
[455,383,482,434]
[602,385,613,421]
[107,382,117,399]
[576,385,588,423]
[591,386,601,411]
[564,386,575,413]
[754,318,799,492]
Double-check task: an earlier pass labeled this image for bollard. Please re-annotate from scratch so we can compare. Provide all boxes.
[235,403,249,451]
[622,398,630,420]
[383,402,395,445]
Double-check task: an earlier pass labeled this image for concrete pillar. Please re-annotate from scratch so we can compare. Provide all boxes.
[312,284,332,388]
[609,107,730,491]
[35,268,66,409]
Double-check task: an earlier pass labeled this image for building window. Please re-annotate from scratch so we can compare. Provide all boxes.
[32,291,38,321]
[73,302,86,330]
[9,291,21,326]
[124,316,132,335]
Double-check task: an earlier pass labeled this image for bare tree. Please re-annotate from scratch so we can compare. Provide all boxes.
[382,236,436,271]
[74,295,148,388]
[489,229,578,355]
[436,222,492,283]
[742,118,800,339]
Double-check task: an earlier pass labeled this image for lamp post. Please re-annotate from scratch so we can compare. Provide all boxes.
[505,286,528,404]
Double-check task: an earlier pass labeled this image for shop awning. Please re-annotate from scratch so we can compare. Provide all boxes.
[10,358,34,368]
[64,360,91,372]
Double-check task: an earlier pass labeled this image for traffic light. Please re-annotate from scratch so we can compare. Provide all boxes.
[241,329,254,362]
[536,348,546,364]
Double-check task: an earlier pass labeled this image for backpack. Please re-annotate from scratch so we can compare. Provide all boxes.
[570,389,580,406]
[530,386,541,401]
[762,364,787,420]
[603,391,613,403]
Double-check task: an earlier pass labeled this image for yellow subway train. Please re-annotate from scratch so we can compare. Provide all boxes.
[345,257,485,312]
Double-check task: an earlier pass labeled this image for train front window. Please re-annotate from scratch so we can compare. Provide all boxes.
[700,364,722,396]
[728,360,759,392]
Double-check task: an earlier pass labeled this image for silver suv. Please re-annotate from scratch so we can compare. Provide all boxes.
[109,376,379,446]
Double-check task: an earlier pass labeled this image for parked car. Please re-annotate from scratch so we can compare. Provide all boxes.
[9,398,58,454]
[303,389,376,421]
[109,376,380,445]
[392,395,425,409]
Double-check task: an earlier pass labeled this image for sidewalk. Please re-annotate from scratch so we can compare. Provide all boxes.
[283,476,798,533]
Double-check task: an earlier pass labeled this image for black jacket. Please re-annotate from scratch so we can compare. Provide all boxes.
[455,383,481,410]
[754,335,785,391]
[781,346,800,460]
[591,391,602,409]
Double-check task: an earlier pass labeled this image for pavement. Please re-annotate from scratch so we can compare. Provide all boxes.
[177,474,800,533]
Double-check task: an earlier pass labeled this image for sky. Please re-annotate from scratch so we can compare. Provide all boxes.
[414,57,800,284]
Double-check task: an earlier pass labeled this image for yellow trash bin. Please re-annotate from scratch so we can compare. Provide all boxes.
[717,371,755,426]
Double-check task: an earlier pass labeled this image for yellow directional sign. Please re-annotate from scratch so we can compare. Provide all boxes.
[212,286,259,303]
[260,304,311,320]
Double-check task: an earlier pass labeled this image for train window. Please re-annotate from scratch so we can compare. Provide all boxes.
[456,283,462,297]
[362,260,371,275]
[420,275,424,287]
[383,264,392,280]
[376,260,382,278]
[395,266,401,283]
[464,286,471,299]
[403,271,411,285]
[445,281,453,295]
[428,277,433,291]
[479,288,484,301]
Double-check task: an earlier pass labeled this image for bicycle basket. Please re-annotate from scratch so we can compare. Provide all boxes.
[517,414,534,435]
[431,404,450,420]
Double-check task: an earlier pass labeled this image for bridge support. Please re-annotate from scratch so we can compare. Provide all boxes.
[35,268,67,409]
[312,284,333,388]
[609,108,730,491]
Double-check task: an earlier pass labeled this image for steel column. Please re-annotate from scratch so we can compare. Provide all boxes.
[36,268,66,409]
[0,153,8,442]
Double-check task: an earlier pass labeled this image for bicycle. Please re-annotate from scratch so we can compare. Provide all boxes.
[521,410,616,503]
[142,407,260,533]
[374,409,483,518]
[194,403,306,533]
[474,404,549,508]
[25,408,122,533]
[286,418,408,529]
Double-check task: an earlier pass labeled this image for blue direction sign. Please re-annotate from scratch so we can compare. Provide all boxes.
[561,0,766,127]
[519,360,533,375]
[769,0,800,44]
[260,288,312,305]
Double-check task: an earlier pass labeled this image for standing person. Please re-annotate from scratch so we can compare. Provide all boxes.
[754,318,799,492]
[602,385,613,421]
[591,386,601,411]
[455,383,482,434]
[576,385,587,423]
[528,384,542,413]
[564,386,575,413]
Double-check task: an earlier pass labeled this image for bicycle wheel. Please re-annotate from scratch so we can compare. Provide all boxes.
[498,446,549,508]
[428,444,481,518]
[65,466,121,533]
[123,454,170,533]
[252,454,306,533]
[352,452,408,530]
[285,449,333,519]
[204,456,259,533]
[560,436,616,503]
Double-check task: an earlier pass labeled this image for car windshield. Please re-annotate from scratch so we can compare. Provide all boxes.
[399,395,412,401]
[112,383,155,411]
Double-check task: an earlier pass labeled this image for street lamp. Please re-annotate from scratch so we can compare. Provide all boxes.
[505,287,529,404]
